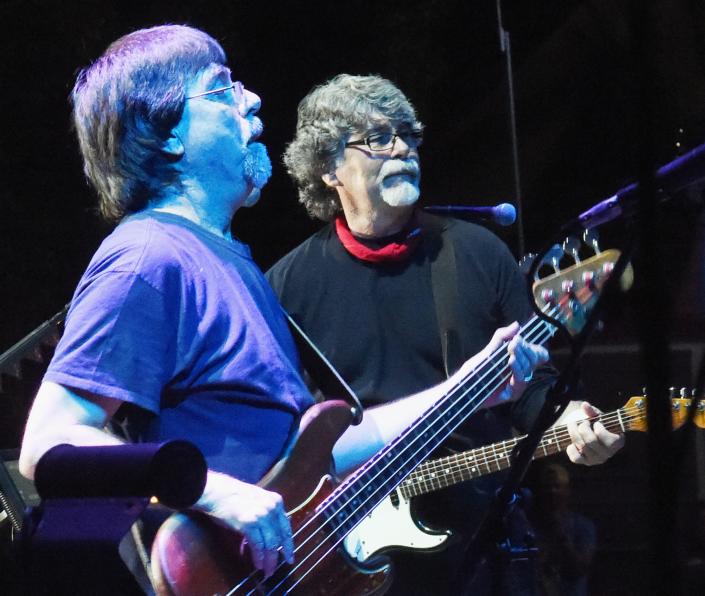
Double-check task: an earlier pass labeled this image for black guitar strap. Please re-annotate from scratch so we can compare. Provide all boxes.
[419,213,465,379]
[286,312,364,425]
[286,212,462,422]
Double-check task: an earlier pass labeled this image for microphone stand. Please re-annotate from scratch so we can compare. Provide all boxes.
[454,224,636,594]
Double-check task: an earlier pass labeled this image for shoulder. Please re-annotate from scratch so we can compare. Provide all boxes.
[80,214,212,301]
[422,214,516,265]
[266,225,334,286]
[443,216,509,248]
[92,215,187,267]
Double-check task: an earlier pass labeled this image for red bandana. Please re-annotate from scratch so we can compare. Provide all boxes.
[334,215,422,263]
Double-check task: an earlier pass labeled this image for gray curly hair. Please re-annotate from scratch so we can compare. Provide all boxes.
[283,74,423,221]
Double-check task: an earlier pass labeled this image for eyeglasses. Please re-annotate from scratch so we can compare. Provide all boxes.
[344,128,423,152]
[186,82,244,106]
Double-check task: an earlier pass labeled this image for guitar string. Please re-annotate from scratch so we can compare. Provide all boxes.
[258,406,701,590]
[267,395,704,595]
[244,311,558,595]
[408,399,705,496]
[249,310,558,594]
[254,314,700,589]
[411,407,634,481]
[404,406,645,495]
[230,313,556,594]
[270,318,558,595]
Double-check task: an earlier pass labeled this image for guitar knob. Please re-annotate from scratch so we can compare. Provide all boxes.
[561,279,575,294]
[542,244,564,273]
[518,253,537,276]
[562,236,582,263]
[582,270,595,288]
[583,228,601,255]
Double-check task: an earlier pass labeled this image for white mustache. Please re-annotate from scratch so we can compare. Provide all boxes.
[380,160,420,179]
[249,117,264,142]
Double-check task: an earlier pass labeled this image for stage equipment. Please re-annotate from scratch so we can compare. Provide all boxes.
[569,140,705,231]
[22,441,206,595]
[424,202,517,226]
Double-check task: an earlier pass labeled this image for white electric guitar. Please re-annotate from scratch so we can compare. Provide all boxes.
[343,395,704,562]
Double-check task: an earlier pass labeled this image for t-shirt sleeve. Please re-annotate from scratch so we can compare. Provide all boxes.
[44,270,178,414]
[264,259,283,297]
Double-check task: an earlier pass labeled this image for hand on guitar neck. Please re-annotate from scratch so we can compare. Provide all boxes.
[558,401,627,465]
[332,321,549,476]
[477,321,551,405]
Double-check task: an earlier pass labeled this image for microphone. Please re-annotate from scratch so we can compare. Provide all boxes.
[424,202,517,226]
[576,140,705,229]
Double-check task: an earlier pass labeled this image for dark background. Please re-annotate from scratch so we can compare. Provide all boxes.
[1,1,705,593]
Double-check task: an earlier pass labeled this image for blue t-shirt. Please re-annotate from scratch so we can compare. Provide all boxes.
[45,211,314,483]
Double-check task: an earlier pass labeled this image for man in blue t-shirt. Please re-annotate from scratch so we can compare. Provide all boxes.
[19,27,549,584]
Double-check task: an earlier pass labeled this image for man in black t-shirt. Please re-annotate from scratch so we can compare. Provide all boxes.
[267,74,624,594]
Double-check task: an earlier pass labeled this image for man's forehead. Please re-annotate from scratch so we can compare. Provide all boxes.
[354,116,416,132]
[198,64,233,87]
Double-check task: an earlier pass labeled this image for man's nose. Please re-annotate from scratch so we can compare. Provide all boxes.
[390,134,414,158]
[242,89,261,117]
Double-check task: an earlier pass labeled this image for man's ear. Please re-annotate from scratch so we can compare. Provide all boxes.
[322,171,341,188]
[162,130,185,160]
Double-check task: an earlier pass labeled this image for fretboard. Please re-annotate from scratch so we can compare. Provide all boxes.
[316,310,558,539]
[398,402,635,498]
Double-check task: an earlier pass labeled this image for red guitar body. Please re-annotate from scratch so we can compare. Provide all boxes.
[151,400,393,595]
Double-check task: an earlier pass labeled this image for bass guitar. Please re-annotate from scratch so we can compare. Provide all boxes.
[343,396,705,562]
[151,247,625,595]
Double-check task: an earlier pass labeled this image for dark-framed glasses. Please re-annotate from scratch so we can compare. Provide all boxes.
[186,82,244,105]
[345,128,423,152]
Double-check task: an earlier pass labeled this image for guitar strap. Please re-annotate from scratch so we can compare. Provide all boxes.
[419,212,465,379]
[286,312,364,425]
[286,212,462,422]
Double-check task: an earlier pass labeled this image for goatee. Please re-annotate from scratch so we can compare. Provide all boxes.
[243,142,272,189]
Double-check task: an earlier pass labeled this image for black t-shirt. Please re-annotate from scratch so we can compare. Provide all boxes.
[267,215,547,426]
[267,214,554,594]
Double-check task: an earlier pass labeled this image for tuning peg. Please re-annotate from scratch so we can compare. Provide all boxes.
[680,387,688,398]
[562,236,582,264]
[518,253,537,276]
[583,228,601,255]
[541,244,564,273]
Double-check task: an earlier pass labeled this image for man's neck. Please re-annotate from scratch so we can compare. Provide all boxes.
[342,203,415,238]
[150,183,243,240]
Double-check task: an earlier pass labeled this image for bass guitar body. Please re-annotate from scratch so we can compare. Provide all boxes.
[151,401,393,595]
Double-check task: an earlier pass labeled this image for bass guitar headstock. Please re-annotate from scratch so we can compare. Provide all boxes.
[529,230,632,336]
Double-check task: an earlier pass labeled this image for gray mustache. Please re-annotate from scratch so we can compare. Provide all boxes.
[381,161,420,178]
